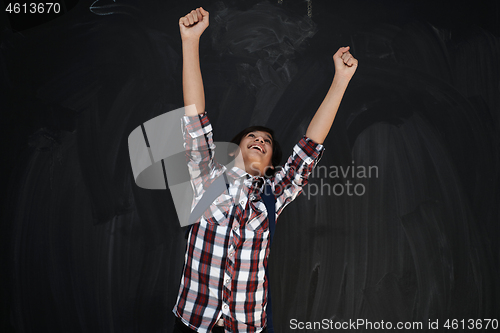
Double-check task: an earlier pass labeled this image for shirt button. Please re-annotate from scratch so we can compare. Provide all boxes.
[224,305,228,309]
[233,226,238,231]
[229,252,233,257]
[226,279,230,284]
[240,200,245,205]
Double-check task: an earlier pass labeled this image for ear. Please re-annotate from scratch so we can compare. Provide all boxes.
[229,147,240,157]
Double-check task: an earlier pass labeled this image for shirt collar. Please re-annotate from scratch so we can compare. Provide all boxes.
[227,166,267,189]
[227,165,248,179]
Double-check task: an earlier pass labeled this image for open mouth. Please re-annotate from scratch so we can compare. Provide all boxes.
[248,144,265,154]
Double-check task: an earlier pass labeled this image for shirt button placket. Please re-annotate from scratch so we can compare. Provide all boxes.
[222,302,230,317]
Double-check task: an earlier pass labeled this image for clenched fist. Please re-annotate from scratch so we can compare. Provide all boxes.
[179,7,209,41]
[333,46,358,80]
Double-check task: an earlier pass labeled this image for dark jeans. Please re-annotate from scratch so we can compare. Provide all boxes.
[173,316,268,333]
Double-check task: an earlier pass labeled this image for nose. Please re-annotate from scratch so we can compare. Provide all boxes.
[254,136,264,143]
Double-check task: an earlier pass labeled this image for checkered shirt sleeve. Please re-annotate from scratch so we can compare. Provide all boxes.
[180,111,224,204]
[272,136,325,218]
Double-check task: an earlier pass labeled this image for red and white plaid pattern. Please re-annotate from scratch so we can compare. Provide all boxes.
[173,112,324,333]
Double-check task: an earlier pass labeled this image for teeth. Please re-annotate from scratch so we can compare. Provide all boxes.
[250,145,264,153]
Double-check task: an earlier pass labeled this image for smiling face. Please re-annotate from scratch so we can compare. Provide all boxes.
[236,131,274,177]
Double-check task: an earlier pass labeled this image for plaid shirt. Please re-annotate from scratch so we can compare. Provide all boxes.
[173,112,324,333]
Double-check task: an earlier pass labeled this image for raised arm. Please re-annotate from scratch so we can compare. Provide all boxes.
[306,46,358,144]
[179,7,210,117]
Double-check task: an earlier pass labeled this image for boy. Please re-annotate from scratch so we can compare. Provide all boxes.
[173,7,357,333]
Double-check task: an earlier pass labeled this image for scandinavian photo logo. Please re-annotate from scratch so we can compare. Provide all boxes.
[303,161,378,199]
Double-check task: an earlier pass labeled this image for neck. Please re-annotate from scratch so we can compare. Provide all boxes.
[234,160,266,178]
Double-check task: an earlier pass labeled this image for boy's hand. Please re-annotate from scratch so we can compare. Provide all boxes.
[333,46,358,80]
[179,7,209,41]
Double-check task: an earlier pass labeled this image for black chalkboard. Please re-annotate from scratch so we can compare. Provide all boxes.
[1,0,499,332]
